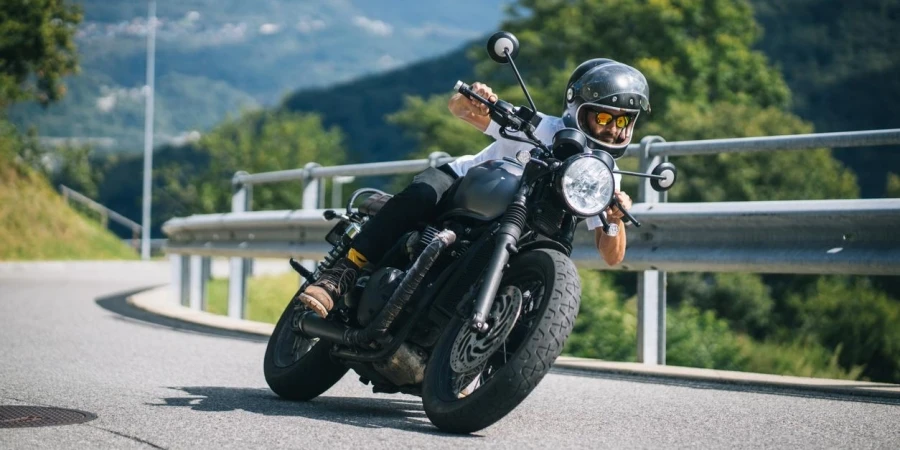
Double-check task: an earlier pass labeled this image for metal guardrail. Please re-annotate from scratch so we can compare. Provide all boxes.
[162,129,900,366]
[60,185,142,251]
[162,200,900,276]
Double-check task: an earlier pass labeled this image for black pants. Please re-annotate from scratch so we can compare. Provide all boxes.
[352,164,459,263]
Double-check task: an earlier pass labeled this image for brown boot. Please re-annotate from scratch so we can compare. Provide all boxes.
[298,258,360,318]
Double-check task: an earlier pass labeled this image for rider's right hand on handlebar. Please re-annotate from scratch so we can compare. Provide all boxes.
[449,81,498,119]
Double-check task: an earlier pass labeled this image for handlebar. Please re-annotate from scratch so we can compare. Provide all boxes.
[614,196,641,227]
[455,79,641,228]
[455,80,549,154]
[455,80,518,127]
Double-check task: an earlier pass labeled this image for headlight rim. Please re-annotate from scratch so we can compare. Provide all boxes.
[554,154,615,218]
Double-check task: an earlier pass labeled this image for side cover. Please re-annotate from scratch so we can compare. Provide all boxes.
[440,159,523,222]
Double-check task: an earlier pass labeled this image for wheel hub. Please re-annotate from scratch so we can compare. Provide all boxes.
[450,286,523,373]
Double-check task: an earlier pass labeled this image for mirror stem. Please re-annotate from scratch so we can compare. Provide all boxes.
[614,169,667,180]
[504,49,538,115]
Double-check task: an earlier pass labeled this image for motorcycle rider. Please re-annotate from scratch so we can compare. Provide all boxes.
[298,58,647,318]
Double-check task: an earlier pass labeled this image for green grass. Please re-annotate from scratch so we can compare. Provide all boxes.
[203,269,866,382]
[0,158,139,260]
[207,272,301,323]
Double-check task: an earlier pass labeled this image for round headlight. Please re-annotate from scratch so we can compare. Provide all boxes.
[557,155,615,217]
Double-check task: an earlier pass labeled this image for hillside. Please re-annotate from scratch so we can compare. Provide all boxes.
[281,44,477,162]
[753,0,900,197]
[0,155,138,260]
[283,0,900,197]
[8,0,511,153]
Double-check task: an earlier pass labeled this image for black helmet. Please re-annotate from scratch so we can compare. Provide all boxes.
[562,59,650,158]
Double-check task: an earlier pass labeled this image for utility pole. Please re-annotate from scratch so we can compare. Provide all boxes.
[141,0,157,260]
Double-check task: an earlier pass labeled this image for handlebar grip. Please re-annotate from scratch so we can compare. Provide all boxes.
[614,197,641,227]
[454,80,467,92]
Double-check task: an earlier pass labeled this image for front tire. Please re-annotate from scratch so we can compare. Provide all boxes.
[263,298,348,401]
[422,249,581,433]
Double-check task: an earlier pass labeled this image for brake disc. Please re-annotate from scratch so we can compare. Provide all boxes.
[450,286,523,373]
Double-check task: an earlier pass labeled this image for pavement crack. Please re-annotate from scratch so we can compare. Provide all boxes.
[86,425,167,449]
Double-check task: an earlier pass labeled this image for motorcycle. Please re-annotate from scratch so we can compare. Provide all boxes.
[263,31,678,434]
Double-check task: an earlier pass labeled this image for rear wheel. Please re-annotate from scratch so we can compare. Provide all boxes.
[263,297,348,401]
[422,249,581,433]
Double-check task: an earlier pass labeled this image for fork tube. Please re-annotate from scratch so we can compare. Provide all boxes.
[469,185,529,332]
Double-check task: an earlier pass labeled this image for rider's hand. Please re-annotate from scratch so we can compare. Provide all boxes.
[448,82,498,119]
[606,191,632,221]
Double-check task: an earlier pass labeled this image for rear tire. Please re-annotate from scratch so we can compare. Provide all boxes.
[263,299,348,401]
[422,249,581,433]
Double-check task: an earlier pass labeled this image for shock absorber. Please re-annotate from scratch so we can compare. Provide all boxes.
[316,221,362,275]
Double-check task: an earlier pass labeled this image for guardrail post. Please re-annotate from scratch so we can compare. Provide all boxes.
[332,175,356,208]
[637,135,667,365]
[189,254,207,310]
[301,162,322,274]
[170,254,190,306]
[228,171,252,319]
[428,151,451,168]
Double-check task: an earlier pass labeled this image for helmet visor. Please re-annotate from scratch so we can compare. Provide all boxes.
[576,103,640,151]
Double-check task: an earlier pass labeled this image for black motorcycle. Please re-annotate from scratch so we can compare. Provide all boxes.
[263,31,678,434]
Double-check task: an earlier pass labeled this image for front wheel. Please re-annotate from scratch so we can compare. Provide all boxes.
[263,297,348,401]
[422,249,581,434]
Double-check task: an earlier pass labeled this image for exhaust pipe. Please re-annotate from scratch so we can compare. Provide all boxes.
[296,229,456,347]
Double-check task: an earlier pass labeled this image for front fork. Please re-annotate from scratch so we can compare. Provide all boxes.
[469,184,529,332]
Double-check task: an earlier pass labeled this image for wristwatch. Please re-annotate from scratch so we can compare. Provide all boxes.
[606,222,619,237]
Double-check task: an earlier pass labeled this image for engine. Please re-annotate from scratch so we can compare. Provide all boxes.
[356,267,404,326]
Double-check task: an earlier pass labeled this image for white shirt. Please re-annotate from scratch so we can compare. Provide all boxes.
[447,113,620,230]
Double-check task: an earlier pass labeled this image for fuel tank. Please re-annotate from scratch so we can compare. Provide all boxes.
[439,159,523,222]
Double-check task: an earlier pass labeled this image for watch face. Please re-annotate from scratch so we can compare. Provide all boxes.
[607,222,619,237]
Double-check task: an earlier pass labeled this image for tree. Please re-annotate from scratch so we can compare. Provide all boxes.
[0,0,82,109]
[177,109,347,213]
[788,276,900,381]
[887,173,900,198]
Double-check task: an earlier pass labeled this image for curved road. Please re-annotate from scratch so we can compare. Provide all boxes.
[1,262,898,449]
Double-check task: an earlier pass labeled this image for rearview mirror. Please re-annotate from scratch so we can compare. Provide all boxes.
[486,31,519,64]
[650,162,677,192]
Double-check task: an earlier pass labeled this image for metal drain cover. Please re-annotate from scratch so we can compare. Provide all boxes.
[0,405,97,428]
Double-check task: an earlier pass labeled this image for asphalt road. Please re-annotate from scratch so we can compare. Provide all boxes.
[1,262,898,449]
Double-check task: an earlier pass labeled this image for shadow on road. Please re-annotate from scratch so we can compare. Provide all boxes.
[94,287,268,343]
[151,386,481,437]
[552,367,900,407]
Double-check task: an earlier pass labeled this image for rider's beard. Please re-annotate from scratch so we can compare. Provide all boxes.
[595,131,619,144]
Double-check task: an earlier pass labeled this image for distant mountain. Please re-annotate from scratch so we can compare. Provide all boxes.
[281,44,478,163]
[9,0,511,153]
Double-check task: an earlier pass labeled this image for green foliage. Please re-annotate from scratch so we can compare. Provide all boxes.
[666,304,748,371]
[391,0,858,203]
[388,95,492,160]
[0,120,136,260]
[0,119,41,173]
[281,44,479,165]
[207,270,300,324]
[788,276,900,381]
[753,0,900,198]
[0,0,82,108]
[887,173,900,198]
[193,109,346,212]
[743,339,864,381]
[527,269,864,379]
[488,0,790,111]
[51,144,103,198]
[649,101,860,202]
[564,269,637,361]
[668,273,774,338]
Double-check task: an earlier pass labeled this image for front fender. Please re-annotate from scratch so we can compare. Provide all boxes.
[516,238,571,258]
